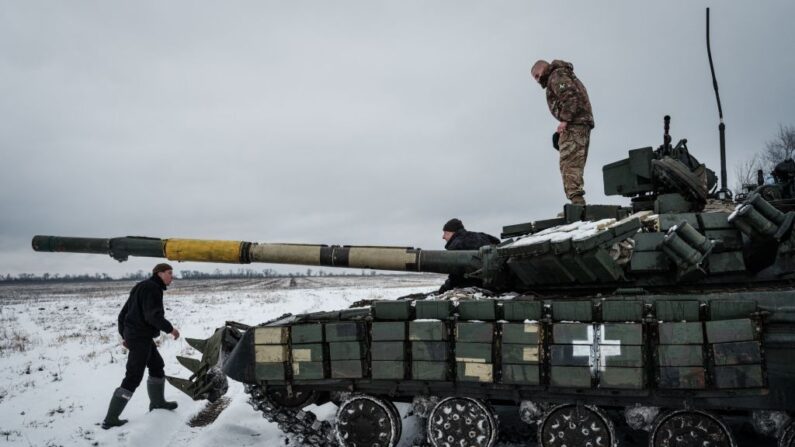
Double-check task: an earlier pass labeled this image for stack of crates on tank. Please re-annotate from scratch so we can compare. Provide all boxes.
[254,326,290,381]
[499,301,543,385]
[655,300,706,389]
[371,301,411,380]
[325,321,367,379]
[549,301,595,388]
[455,300,497,383]
[410,301,451,381]
[706,300,764,389]
[290,323,325,380]
[598,300,645,389]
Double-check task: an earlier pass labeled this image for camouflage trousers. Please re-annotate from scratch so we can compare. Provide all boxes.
[558,124,591,200]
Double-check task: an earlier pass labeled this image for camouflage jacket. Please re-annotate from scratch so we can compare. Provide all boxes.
[541,60,594,128]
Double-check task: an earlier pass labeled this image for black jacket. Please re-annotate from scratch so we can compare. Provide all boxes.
[440,229,500,293]
[118,275,174,340]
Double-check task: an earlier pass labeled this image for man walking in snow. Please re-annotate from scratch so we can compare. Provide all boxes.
[439,218,500,293]
[530,59,595,205]
[102,263,181,429]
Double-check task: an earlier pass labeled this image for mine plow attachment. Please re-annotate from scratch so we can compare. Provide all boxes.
[166,324,245,402]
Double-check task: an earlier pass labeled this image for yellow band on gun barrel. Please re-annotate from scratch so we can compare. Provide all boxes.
[164,239,244,263]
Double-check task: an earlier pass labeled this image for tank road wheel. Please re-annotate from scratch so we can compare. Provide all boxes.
[649,409,736,447]
[335,394,401,447]
[264,386,318,409]
[427,396,498,447]
[538,404,616,447]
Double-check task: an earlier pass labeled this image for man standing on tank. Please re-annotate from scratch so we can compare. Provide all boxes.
[530,59,595,205]
[102,263,181,429]
[439,218,500,293]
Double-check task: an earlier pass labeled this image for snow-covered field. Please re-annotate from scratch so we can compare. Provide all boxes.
[0,275,445,447]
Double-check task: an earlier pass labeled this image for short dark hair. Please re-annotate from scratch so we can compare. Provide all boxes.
[152,263,173,275]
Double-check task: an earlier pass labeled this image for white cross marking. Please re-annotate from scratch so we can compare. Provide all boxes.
[569,324,623,374]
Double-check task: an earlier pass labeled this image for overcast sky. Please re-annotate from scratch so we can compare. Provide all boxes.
[1,1,793,277]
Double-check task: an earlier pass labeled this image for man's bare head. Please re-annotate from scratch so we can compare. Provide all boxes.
[531,59,549,84]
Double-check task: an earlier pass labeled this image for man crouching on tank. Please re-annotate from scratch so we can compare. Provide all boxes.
[439,218,499,293]
[102,263,181,429]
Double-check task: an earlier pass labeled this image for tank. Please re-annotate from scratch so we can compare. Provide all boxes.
[30,118,795,447]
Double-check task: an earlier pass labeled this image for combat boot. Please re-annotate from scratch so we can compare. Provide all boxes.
[102,387,132,429]
[147,376,178,411]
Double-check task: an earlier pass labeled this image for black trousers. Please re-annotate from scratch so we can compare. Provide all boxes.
[120,338,165,392]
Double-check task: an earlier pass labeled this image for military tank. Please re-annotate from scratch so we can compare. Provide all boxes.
[30,116,795,446]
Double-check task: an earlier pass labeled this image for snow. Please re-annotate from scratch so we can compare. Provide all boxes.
[506,218,616,248]
[0,276,440,447]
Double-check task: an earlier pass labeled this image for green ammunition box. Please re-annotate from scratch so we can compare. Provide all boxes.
[706,319,755,344]
[709,300,757,320]
[602,323,643,345]
[330,360,365,379]
[371,342,406,361]
[658,322,703,344]
[550,345,592,366]
[457,300,496,320]
[712,341,762,365]
[708,252,746,273]
[456,362,493,382]
[411,341,448,361]
[455,343,492,363]
[501,364,540,385]
[255,327,289,345]
[501,301,542,321]
[633,232,665,251]
[601,345,643,367]
[703,229,742,250]
[658,366,706,389]
[599,368,644,389]
[552,300,593,321]
[290,343,324,362]
[329,341,367,360]
[292,361,324,380]
[501,322,542,344]
[255,362,287,381]
[371,321,407,341]
[290,324,323,344]
[657,345,704,366]
[655,193,693,213]
[659,213,699,231]
[373,301,412,320]
[412,361,448,381]
[325,322,366,342]
[714,364,764,388]
[601,301,644,322]
[552,323,592,344]
[533,217,565,232]
[409,321,447,341]
[456,322,494,343]
[550,366,592,388]
[415,301,453,320]
[255,345,289,363]
[655,300,700,321]
[501,344,540,364]
[371,361,405,380]
[629,252,672,272]
[699,212,731,229]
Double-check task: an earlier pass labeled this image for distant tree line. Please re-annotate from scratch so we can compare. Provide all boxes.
[0,268,379,283]
[734,124,795,191]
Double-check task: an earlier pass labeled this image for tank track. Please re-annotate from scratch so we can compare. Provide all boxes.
[244,383,335,446]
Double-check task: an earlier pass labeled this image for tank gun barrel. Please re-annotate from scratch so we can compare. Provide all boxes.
[31,235,480,275]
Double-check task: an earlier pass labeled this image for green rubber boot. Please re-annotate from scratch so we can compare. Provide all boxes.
[101,387,132,429]
[147,377,178,411]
